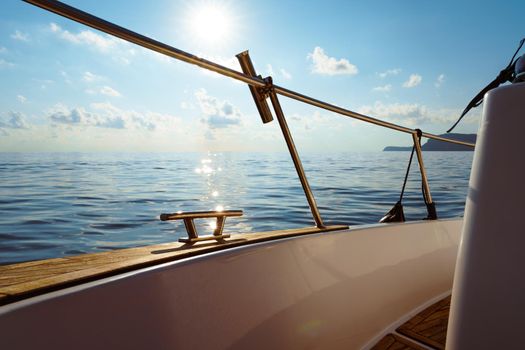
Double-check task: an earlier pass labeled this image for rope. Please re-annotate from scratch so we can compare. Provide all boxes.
[399,145,416,203]
[384,129,436,221]
[398,129,422,203]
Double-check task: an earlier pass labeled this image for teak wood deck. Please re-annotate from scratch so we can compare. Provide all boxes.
[371,295,451,350]
[0,225,346,306]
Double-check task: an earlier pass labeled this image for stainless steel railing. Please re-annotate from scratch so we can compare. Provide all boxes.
[24,0,475,227]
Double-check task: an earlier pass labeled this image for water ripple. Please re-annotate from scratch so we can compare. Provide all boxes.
[0,152,473,264]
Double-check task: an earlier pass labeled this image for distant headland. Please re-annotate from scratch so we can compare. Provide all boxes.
[383,133,476,151]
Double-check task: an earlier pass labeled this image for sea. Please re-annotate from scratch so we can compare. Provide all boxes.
[0,151,473,265]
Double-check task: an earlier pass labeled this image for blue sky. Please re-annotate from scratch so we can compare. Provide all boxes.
[0,0,523,152]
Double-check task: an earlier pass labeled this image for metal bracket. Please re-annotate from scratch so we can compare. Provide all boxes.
[160,210,243,243]
[236,51,274,124]
[260,76,275,97]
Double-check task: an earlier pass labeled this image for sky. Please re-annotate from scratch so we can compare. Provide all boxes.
[0,0,524,152]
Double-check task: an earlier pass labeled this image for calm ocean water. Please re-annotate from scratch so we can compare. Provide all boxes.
[0,152,473,265]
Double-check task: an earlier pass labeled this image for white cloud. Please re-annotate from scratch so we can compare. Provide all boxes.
[372,84,392,92]
[266,64,292,80]
[11,30,29,42]
[83,71,104,82]
[0,59,15,68]
[0,47,7,54]
[358,101,480,127]
[115,56,131,65]
[49,22,134,64]
[359,101,426,126]
[378,68,401,78]
[49,22,60,33]
[195,89,242,130]
[50,22,121,51]
[2,111,29,128]
[0,111,29,134]
[93,102,180,131]
[60,70,72,85]
[290,111,342,131]
[83,85,122,97]
[100,86,122,97]
[180,101,194,110]
[47,102,178,131]
[402,74,422,88]
[48,104,96,126]
[266,64,275,76]
[17,95,27,103]
[435,74,445,88]
[33,78,54,90]
[280,68,292,80]
[307,47,358,76]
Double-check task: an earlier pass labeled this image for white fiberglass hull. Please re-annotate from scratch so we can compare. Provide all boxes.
[0,219,461,349]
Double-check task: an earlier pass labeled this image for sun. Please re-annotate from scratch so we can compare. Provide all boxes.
[187,2,233,44]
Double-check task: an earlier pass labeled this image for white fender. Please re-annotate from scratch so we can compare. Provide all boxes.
[448,82,525,349]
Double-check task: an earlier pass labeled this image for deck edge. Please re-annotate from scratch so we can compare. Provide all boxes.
[0,224,347,305]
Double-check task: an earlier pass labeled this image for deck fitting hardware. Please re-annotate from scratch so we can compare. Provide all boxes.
[160,210,243,243]
[236,50,274,124]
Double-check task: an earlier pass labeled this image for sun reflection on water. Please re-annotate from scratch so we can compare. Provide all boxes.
[196,156,226,217]
[194,157,218,175]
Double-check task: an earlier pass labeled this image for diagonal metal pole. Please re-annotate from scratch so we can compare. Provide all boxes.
[236,51,324,228]
[267,85,325,228]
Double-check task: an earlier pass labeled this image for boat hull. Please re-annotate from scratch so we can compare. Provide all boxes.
[0,220,461,349]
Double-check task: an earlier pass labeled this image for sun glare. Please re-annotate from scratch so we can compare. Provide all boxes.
[188,3,233,44]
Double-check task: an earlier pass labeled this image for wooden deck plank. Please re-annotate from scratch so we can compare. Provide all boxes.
[396,296,451,350]
[371,333,427,350]
[0,224,347,305]
[371,296,451,350]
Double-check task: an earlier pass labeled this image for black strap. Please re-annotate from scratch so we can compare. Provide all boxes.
[398,129,422,203]
[399,145,416,203]
[380,130,426,223]
[447,38,525,133]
